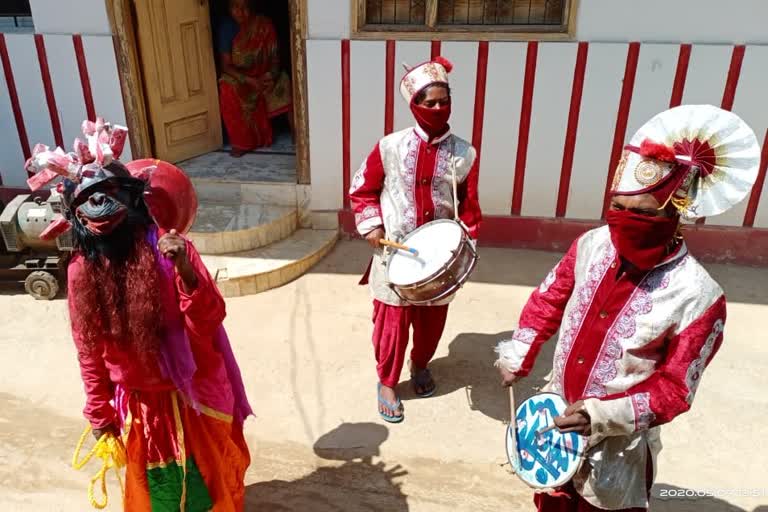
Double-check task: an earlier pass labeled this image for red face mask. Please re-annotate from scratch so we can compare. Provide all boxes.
[606,209,679,271]
[410,102,451,140]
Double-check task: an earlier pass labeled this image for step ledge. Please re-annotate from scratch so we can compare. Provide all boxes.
[190,207,297,254]
[202,229,339,298]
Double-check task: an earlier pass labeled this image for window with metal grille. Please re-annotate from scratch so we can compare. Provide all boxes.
[0,0,34,32]
[356,0,574,38]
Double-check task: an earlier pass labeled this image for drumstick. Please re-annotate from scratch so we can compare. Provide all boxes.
[508,386,520,470]
[379,239,419,256]
[536,424,558,436]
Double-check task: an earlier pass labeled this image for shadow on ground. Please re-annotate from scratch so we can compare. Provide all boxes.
[651,483,767,511]
[245,422,409,511]
[396,331,558,423]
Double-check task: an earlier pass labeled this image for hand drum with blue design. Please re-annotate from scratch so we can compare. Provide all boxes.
[505,392,585,489]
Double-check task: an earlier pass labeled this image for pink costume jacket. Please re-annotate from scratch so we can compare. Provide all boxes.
[349,126,482,306]
[496,226,726,509]
[69,241,236,430]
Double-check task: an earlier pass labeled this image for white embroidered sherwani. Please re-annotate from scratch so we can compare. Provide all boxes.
[348,126,482,306]
[497,226,726,509]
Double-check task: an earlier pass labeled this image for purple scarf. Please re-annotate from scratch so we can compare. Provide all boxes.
[147,226,253,424]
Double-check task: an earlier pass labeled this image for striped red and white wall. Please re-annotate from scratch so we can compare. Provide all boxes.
[0,32,129,187]
[307,39,768,261]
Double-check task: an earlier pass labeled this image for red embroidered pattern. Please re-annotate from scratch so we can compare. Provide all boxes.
[513,328,538,344]
[355,205,381,225]
[550,244,615,394]
[350,164,367,194]
[396,131,421,233]
[631,391,655,431]
[685,318,724,404]
[432,139,454,220]
[539,262,559,294]
[583,257,683,398]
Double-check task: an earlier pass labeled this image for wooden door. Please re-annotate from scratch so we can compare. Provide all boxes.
[134,0,222,162]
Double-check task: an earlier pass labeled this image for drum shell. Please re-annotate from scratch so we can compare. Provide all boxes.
[390,224,477,305]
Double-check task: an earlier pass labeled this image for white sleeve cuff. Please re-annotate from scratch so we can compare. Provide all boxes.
[357,216,383,236]
[494,338,528,373]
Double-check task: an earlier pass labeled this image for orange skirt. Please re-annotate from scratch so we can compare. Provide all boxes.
[119,389,250,511]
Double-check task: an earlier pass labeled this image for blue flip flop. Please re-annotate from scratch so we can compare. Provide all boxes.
[377,382,404,423]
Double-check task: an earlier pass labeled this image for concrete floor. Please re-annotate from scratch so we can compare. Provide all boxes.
[0,241,766,511]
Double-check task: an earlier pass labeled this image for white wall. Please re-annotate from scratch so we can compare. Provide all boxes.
[307,0,768,44]
[29,0,111,35]
[306,38,768,228]
[307,0,350,39]
[575,0,768,44]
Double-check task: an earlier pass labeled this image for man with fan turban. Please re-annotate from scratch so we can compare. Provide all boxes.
[494,105,761,511]
[348,56,482,423]
[25,118,252,511]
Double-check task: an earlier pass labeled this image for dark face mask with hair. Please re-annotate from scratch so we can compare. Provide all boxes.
[72,184,152,262]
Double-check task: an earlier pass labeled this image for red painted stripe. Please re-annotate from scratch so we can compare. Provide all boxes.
[602,42,641,219]
[669,43,691,108]
[511,41,538,216]
[431,40,441,60]
[73,34,96,121]
[338,210,768,267]
[384,40,395,135]
[341,39,351,209]
[0,34,31,161]
[471,42,489,167]
[556,42,589,218]
[35,35,64,149]
[721,45,745,111]
[697,45,747,226]
[743,128,768,227]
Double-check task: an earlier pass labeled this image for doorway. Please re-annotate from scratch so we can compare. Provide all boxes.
[180,0,296,183]
[111,0,308,184]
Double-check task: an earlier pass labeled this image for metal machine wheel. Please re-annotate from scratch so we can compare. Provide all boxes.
[24,270,60,300]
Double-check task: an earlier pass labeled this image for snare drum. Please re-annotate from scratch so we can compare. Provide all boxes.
[506,392,585,490]
[385,219,478,305]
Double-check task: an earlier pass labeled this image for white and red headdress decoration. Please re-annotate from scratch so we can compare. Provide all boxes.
[24,117,198,240]
[611,105,761,219]
[399,56,453,104]
[25,117,128,192]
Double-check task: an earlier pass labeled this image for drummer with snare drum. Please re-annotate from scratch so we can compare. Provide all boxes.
[495,105,761,511]
[349,56,481,424]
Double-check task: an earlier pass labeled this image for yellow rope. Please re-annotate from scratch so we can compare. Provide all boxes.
[171,392,188,510]
[72,425,127,510]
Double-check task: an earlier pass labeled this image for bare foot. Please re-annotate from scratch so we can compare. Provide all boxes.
[378,384,403,419]
[230,148,247,158]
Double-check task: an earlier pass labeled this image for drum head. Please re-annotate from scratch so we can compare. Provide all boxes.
[505,393,584,489]
[387,220,463,286]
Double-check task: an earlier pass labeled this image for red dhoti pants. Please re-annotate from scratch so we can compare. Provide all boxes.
[534,483,647,511]
[372,299,449,387]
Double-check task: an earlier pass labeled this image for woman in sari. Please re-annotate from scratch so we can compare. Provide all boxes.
[218,0,292,156]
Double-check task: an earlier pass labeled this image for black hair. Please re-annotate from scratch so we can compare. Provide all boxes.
[413,83,451,105]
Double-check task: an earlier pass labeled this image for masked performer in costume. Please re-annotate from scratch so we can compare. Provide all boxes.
[495,105,761,511]
[349,57,482,423]
[26,118,252,511]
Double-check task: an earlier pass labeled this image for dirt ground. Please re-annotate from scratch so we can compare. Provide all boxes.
[1,240,766,511]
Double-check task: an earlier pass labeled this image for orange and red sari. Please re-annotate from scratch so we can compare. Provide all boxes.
[219,15,292,150]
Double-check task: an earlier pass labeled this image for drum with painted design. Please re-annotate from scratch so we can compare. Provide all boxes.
[506,392,586,490]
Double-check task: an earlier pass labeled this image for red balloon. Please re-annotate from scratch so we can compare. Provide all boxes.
[124,158,198,234]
